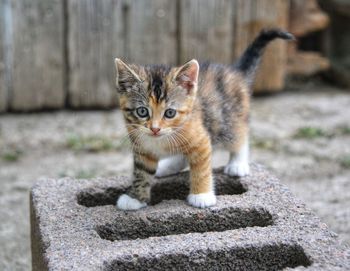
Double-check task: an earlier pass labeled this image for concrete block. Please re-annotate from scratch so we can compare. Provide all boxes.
[30,164,350,270]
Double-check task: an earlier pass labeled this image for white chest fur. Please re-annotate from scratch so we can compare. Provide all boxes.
[140,136,174,158]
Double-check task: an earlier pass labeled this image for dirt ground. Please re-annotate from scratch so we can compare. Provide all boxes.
[0,80,349,270]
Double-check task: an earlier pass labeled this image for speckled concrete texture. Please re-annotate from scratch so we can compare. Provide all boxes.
[30,164,350,270]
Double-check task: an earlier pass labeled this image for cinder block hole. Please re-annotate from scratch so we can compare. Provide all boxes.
[104,243,311,271]
[96,207,273,241]
[77,174,246,207]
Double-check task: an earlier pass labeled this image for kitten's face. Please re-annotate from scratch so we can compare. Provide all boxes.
[115,59,199,140]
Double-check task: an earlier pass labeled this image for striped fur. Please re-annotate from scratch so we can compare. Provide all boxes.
[115,29,294,209]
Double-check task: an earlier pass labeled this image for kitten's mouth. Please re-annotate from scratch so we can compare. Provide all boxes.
[148,133,163,138]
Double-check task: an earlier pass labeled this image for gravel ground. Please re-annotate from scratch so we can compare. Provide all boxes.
[0,80,349,270]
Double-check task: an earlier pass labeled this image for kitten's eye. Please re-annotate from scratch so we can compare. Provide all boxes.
[136,107,149,118]
[164,108,176,119]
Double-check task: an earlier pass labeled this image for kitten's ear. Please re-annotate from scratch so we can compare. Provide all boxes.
[175,59,199,94]
[114,58,141,90]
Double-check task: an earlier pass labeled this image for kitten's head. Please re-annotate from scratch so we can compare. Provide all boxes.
[115,58,199,139]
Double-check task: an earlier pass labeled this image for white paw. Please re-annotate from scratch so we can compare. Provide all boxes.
[224,162,250,177]
[116,194,147,210]
[187,192,216,208]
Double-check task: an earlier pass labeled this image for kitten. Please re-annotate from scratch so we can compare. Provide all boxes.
[115,29,294,210]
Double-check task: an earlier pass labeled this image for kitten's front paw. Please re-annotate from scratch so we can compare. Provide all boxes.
[116,194,147,210]
[187,192,216,208]
[224,162,250,177]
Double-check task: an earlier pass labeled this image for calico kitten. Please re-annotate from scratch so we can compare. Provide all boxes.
[115,29,294,210]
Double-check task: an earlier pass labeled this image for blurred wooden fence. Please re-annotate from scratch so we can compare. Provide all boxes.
[0,0,289,112]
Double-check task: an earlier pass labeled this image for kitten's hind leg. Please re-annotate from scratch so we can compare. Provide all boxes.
[155,155,188,177]
[224,137,250,177]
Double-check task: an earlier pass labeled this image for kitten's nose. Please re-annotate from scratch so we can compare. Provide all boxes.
[150,127,161,135]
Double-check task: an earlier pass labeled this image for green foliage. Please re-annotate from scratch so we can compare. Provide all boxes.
[337,125,350,135]
[65,134,126,152]
[58,169,97,179]
[293,127,328,139]
[1,149,22,162]
[340,155,350,169]
[293,125,350,140]
[74,169,97,179]
[251,138,277,151]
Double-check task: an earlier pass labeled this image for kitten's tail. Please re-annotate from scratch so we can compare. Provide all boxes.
[233,28,295,84]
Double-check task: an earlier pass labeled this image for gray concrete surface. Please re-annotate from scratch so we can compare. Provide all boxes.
[0,80,350,270]
[31,164,350,270]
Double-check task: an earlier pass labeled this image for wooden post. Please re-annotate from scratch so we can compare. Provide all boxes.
[0,0,8,112]
[180,0,290,93]
[8,0,65,111]
[67,0,123,108]
[68,0,177,108]
[233,0,290,93]
[123,0,177,65]
[179,0,234,64]
[0,0,294,112]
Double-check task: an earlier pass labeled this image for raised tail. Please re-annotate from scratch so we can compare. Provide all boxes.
[233,28,295,84]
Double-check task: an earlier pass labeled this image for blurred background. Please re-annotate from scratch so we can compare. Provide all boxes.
[0,0,349,270]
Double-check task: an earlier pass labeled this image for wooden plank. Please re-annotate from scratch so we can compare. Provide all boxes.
[123,0,177,65]
[179,0,234,64]
[290,0,329,37]
[9,0,65,111]
[232,0,254,61]
[253,0,290,92]
[68,0,177,108]
[0,0,9,112]
[68,0,124,108]
[287,51,330,76]
[233,0,290,92]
